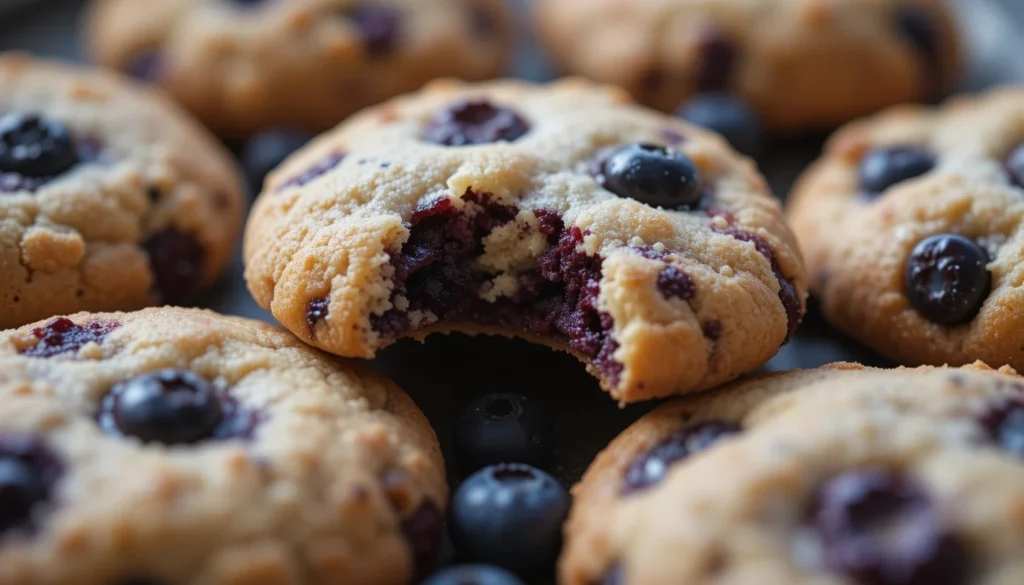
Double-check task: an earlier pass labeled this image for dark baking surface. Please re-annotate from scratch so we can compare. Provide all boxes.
[1,0,1023,580]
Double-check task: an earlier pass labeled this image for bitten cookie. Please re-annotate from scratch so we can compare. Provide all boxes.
[85,0,513,138]
[788,86,1024,372]
[243,78,807,404]
[533,0,961,133]
[0,54,244,329]
[562,361,1024,585]
[0,307,447,585]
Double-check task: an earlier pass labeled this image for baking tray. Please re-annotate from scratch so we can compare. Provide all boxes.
[1,0,1023,580]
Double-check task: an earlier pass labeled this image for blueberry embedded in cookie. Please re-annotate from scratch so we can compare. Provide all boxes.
[561,362,1024,585]
[788,85,1024,371]
[244,78,807,403]
[0,307,447,585]
[0,55,244,329]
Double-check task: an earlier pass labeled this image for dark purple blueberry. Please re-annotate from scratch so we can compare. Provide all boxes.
[143,228,205,305]
[124,51,164,82]
[811,468,969,585]
[401,499,444,576]
[348,4,402,57]
[241,129,313,193]
[305,296,330,335]
[1005,143,1024,189]
[0,113,78,178]
[453,393,554,473]
[449,463,570,576]
[623,421,740,494]
[0,434,62,537]
[675,92,762,155]
[274,151,347,192]
[19,317,120,358]
[597,143,702,209]
[979,398,1024,458]
[895,6,942,92]
[422,100,529,147]
[904,234,989,326]
[422,565,526,585]
[694,26,738,92]
[98,369,225,445]
[859,146,935,195]
[656,265,695,301]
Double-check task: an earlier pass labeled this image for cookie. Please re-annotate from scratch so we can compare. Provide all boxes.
[562,361,1024,585]
[0,307,446,585]
[243,78,808,404]
[533,0,962,133]
[788,86,1024,372]
[0,54,244,330]
[85,0,514,138]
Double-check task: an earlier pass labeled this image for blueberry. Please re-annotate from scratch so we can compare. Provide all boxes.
[99,369,225,444]
[453,394,553,473]
[241,129,313,193]
[675,93,762,155]
[596,143,702,209]
[274,150,347,192]
[19,317,120,358]
[0,433,62,537]
[142,228,206,304]
[124,51,164,82]
[979,398,1024,458]
[347,4,402,57]
[400,500,445,576]
[693,26,738,92]
[895,7,942,93]
[0,113,78,178]
[449,463,570,576]
[622,420,740,494]
[422,100,529,147]
[859,146,935,195]
[904,234,990,326]
[421,565,526,585]
[1005,143,1024,189]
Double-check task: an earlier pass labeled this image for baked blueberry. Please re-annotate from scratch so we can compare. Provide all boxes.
[98,369,225,444]
[622,420,740,494]
[19,317,120,358]
[904,234,990,326]
[449,463,570,576]
[241,129,313,192]
[0,113,78,180]
[675,92,762,155]
[275,150,347,192]
[694,27,738,92]
[400,499,445,576]
[453,393,554,473]
[597,143,702,209]
[979,398,1024,458]
[423,100,529,147]
[142,228,206,304]
[859,146,935,195]
[305,297,330,334]
[421,565,526,585]
[811,468,968,585]
[1005,143,1024,189]
[347,4,402,57]
[0,434,62,537]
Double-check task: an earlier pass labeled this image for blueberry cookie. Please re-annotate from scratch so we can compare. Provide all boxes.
[562,361,1024,585]
[243,78,807,403]
[85,0,513,138]
[533,0,962,133]
[788,86,1024,371]
[0,307,446,585]
[0,55,244,329]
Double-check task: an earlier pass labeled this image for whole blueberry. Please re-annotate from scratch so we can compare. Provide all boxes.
[0,434,62,537]
[622,420,741,494]
[904,234,990,326]
[675,92,762,155]
[0,113,78,178]
[421,565,526,585]
[979,398,1024,458]
[1005,143,1024,189]
[597,143,702,209]
[453,393,553,473]
[859,146,935,195]
[99,369,224,444]
[241,129,313,192]
[449,463,570,576]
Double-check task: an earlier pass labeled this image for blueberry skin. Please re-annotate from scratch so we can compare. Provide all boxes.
[453,393,553,473]
[598,143,703,209]
[421,565,526,585]
[0,458,46,534]
[0,113,78,178]
[99,369,224,445]
[241,129,314,193]
[859,146,935,195]
[675,92,762,156]
[904,234,990,326]
[448,463,571,576]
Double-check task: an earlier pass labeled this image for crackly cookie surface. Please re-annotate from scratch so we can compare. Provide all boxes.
[243,78,807,403]
[0,307,446,585]
[85,0,513,137]
[563,361,1024,585]
[0,54,244,329]
[533,0,961,133]
[788,86,1024,372]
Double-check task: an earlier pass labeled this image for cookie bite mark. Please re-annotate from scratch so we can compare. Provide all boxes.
[622,421,740,494]
[0,433,63,537]
[143,229,206,305]
[422,100,530,146]
[275,150,347,192]
[19,317,120,358]
[306,297,330,337]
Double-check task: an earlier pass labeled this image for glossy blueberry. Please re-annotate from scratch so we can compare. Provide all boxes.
[904,234,990,326]
[142,228,205,304]
[0,434,62,537]
[421,565,526,585]
[1005,143,1024,189]
[859,146,935,195]
[811,468,968,585]
[99,369,224,444]
[453,393,554,473]
[597,143,702,209]
[449,463,570,576]
[347,4,402,56]
[422,100,529,147]
[241,129,313,192]
[0,113,78,178]
[979,398,1024,458]
[622,421,740,494]
[675,92,762,155]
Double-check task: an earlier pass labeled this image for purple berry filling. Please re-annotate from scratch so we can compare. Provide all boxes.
[656,265,695,301]
[306,297,330,336]
[275,151,347,192]
[400,499,444,576]
[422,100,530,147]
[19,317,120,358]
